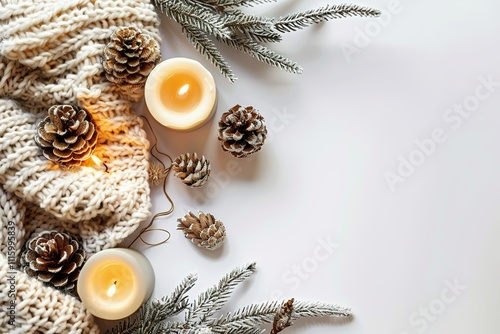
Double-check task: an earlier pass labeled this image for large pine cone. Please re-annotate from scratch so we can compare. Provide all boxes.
[177,211,226,250]
[218,104,267,158]
[103,26,160,88]
[172,153,211,188]
[34,105,98,166]
[20,231,86,293]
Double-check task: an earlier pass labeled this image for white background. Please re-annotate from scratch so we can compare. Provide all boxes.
[98,0,500,333]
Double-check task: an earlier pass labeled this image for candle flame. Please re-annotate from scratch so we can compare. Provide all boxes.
[91,155,102,165]
[91,155,109,172]
[177,84,190,98]
[107,281,117,297]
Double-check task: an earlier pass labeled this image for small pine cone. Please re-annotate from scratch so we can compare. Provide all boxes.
[177,211,226,250]
[148,162,169,185]
[218,104,267,158]
[103,27,160,88]
[34,105,98,166]
[271,298,294,334]
[19,231,86,293]
[172,153,211,188]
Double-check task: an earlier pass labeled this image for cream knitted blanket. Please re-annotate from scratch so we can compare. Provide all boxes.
[0,0,160,332]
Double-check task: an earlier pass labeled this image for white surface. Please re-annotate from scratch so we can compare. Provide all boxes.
[99,1,500,333]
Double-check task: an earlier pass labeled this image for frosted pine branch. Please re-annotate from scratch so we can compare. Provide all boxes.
[181,0,275,11]
[208,299,352,333]
[106,275,197,334]
[209,301,281,333]
[163,273,198,317]
[274,4,382,33]
[223,12,281,43]
[106,263,353,334]
[181,25,236,81]
[153,1,232,39]
[151,0,379,80]
[186,262,257,325]
[244,28,282,43]
[217,0,277,9]
[292,301,352,319]
[220,37,302,74]
[223,13,274,34]
[120,298,171,334]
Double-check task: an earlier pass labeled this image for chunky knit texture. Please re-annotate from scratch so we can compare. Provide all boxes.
[0,0,161,332]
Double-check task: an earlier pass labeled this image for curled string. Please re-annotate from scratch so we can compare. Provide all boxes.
[128,116,174,248]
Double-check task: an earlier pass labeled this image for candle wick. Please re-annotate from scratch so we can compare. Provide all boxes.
[114,281,117,285]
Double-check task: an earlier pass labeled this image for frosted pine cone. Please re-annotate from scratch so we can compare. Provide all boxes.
[177,211,226,250]
[20,231,86,293]
[218,104,267,158]
[103,27,160,88]
[172,153,211,188]
[34,105,98,166]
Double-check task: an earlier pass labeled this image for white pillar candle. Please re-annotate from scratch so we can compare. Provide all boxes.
[77,248,155,320]
[145,57,217,131]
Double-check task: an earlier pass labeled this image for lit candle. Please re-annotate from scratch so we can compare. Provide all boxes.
[145,57,217,131]
[77,248,155,320]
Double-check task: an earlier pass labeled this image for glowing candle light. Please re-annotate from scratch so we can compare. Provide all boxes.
[145,58,217,131]
[107,281,117,297]
[90,155,108,172]
[77,248,155,320]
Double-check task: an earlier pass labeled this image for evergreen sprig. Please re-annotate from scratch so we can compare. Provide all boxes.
[161,1,232,39]
[186,262,257,325]
[182,25,235,81]
[220,37,302,74]
[151,0,381,81]
[105,262,352,334]
[274,4,382,33]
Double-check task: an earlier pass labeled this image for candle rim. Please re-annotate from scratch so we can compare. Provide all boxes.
[145,57,217,131]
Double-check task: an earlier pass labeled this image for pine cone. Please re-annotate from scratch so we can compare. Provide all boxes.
[177,211,226,250]
[103,26,160,88]
[271,298,295,334]
[218,104,267,158]
[148,161,169,185]
[34,105,98,166]
[172,153,211,188]
[20,230,86,293]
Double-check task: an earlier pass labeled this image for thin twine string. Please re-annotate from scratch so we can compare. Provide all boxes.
[128,116,174,248]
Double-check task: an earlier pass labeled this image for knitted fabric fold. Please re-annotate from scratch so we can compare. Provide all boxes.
[0,0,161,252]
[0,184,99,333]
[0,0,161,332]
